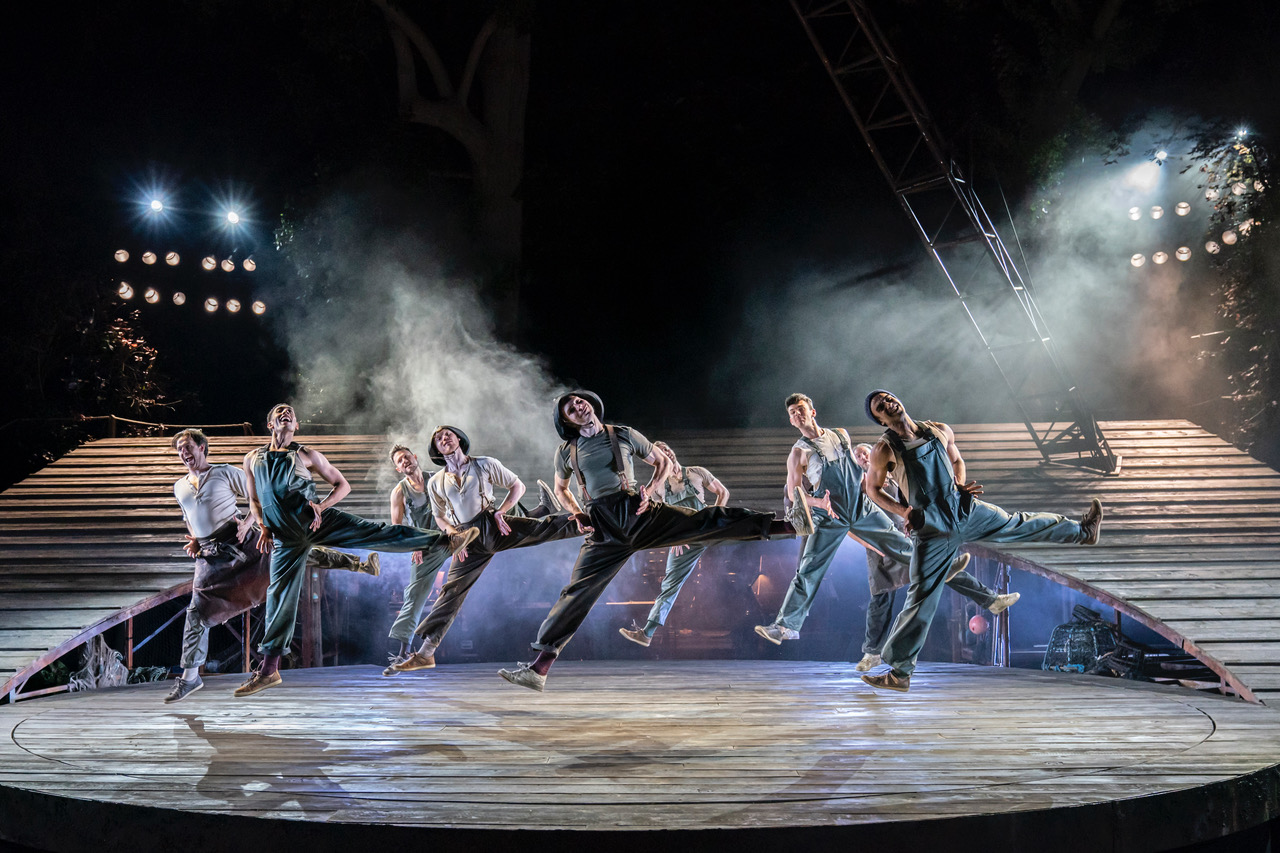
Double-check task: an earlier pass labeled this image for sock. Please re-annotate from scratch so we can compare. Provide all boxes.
[181,667,200,682]
[398,641,410,657]
[643,621,660,637]
[530,650,557,676]
[261,654,282,677]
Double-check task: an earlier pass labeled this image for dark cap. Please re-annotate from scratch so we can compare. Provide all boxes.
[427,425,470,467]
[553,391,604,440]
[865,389,895,425]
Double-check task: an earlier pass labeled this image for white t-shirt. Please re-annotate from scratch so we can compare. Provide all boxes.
[173,464,246,538]
[428,456,520,526]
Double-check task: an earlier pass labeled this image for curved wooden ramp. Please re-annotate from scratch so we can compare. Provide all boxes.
[0,662,1278,852]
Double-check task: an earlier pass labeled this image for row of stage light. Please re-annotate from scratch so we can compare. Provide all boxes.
[113,249,256,272]
[115,281,265,314]
[1127,199,1257,268]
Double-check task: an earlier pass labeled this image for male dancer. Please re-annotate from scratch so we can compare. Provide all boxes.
[381,444,451,674]
[498,391,804,691]
[850,442,1017,671]
[861,390,1103,692]
[237,404,477,697]
[166,429,378,703]
[754,394,1010,652]
[387,425,581,674]
[618,440,729,647]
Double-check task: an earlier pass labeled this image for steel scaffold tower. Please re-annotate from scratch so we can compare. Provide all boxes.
[792,0,1120,472]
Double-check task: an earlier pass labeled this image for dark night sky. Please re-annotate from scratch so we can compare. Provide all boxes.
[4,1,1280,442]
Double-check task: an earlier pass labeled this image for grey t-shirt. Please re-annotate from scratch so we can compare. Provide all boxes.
[554,425,654,501]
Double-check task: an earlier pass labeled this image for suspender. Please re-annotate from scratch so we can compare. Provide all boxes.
[800,428,853,465]
[566,424,631,502]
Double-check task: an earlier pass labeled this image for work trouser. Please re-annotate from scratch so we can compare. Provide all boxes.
[180,521,364,667]
[259,507,449,655]
[532,491,774,654]
[882,496,1086,676]
[415,510,582,649]
[386,546,451,643]
[861,553,997,655]
[642,542,710,634]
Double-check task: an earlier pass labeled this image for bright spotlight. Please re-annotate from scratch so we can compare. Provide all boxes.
[204,297,219,312]
[226,299,242,313]
[251,300,266,315]
[1150,205,1164,219]
[150,199,164,213]
[1128,206,1142,221]
[165,251,180,266]
[1237,128,1248,139]
[220,259,234,272]
[1206,241,1221,254]
[226,211,241,225]
[173,291,186,305]
[144,288,160,304]
[1124,161,1161,192]
[114,249,129,263]
[1155,150,1168,161]
[201,256,216,271]
[242,258,256,271]
[117,282,134,299]
[1175,202,1191,216]
[1176,247,1192,261]
[1153,251,1169,264]
[1205,187,1220,201]
[1130,254,1146,268]
[141,251,157,265]
[1222,230,1238,245]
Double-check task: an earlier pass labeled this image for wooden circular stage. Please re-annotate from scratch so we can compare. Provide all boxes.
[2,661,1279,852]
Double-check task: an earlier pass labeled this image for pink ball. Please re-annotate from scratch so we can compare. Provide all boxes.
[968,614,990,635]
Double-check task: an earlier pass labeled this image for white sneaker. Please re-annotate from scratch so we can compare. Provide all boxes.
[754,623,800,645]
[854,653,881,672]
[988,592,1021,614]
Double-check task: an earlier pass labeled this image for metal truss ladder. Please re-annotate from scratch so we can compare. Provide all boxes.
[792,0,1119,472]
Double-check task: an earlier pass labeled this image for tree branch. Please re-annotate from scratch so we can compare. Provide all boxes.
[458,14,498,107]
[369,0,454,99]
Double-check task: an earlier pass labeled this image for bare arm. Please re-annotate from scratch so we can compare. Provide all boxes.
[785,446,808,502]
[496,477,525,515]
[864,441,911,522]
[553,472,585,516]
[700,469,729,507]
[300,447,351,511]
[940,422,982,495]
[243,452,272,551]
[390,487,406,526]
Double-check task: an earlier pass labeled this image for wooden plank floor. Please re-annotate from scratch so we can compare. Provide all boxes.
[3,420,1280,710]
[0,662,1278,852]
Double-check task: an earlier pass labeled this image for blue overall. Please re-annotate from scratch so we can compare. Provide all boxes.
[774,430,913,631]
[386,478,451,643]
[880,426,1088,676]
[251,444,451,655]
[641,469,711,636]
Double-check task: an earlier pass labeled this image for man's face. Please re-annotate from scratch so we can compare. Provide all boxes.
[869,392,902,424]
[853,445,872,469]
[269,406,297,433]
[656,442,677,465]
[393,450,419,477]
[175,437,207,472]
[562,396,595,427]
[434,429,461,456]
[787,400,816,431]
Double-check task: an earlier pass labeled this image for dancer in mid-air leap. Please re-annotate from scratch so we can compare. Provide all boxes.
[498,391,804,691]
[860,390,1102,693]
[236,404,477,697]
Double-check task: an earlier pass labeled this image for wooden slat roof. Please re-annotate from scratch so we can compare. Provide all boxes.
[2,420,1278,704]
